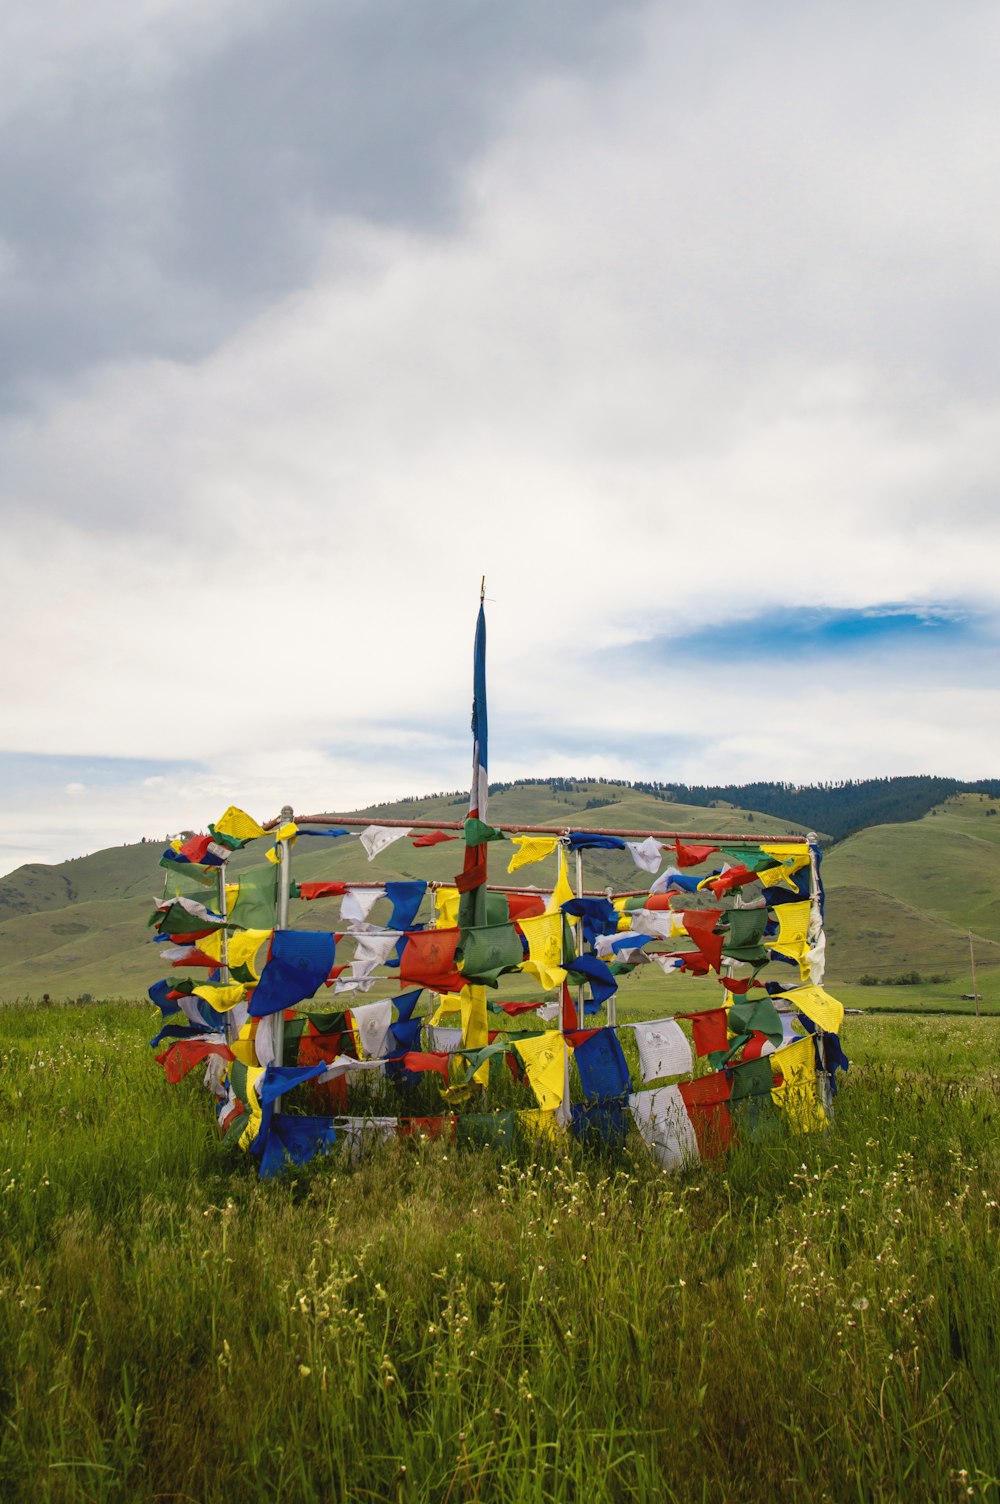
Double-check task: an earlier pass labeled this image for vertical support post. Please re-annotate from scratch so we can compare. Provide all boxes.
[969,930,980,1017]
[217,861,231,1044]
[806,833,833,1121]
[272,804,294,1109]
[606,884,618,1030]
[574,847,586,1025]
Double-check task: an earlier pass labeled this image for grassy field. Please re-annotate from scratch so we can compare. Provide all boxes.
[1,1000,998,1503]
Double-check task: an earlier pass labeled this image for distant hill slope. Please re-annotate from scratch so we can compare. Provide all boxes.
[822,793,1000,979]
[519,774,1000,840]
[0,782,997,999]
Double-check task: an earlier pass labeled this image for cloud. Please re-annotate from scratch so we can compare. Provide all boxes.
[1,0,999,871]
[0,0,643,404]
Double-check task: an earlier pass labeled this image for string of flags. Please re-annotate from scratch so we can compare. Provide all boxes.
[149,800,847,1175]
[148,602,848,1176]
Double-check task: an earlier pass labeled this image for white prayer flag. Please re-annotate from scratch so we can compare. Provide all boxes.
[352,932,402,968]
[629,909,685,941]
[629,1086,699,1170]
[649,954,683,976]
[626,837,664,873]
[359,825,411,861]
[341,887,385,928]
[631,1018,692,1081]
[428,1026,463,1052]
[350,998,394,1058]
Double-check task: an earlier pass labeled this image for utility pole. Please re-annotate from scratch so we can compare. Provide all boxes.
[969,929,981,1018]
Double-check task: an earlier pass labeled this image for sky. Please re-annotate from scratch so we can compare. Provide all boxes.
[2,0,1000,874]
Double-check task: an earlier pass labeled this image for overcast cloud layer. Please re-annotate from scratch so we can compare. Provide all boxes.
[2,0,999,873]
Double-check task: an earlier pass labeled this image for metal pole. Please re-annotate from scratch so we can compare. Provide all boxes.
[217,861,231,1044]
[268,812,808,845]
[272,804,294,1110]
[574,848,586,1027]
[805,834,833,1121]
[969,930,981,1017]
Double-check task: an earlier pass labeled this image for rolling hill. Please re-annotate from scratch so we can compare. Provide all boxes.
[0,782,996,1001]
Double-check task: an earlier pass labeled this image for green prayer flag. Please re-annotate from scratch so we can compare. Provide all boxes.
[730,1055,781,1139]
[230,865,279,929]
[728,994,784,1046]
[456,922,524,986]
[464,817,506,846]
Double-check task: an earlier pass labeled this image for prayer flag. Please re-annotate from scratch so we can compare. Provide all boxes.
[515,1031,569,1113]
[508,834,560,871]
[631,1018,692,1081]
[677,1007,729,1057]
[675,840,718,868]
[210,806,266,848]
[574,1028,631,1100]
[411,829,457,846]
[360,825,410,860]
[630,1085,699,1169]
[626,837,664,873]
[249,931,337,1017]
[774,984,844,1034]
[678,1071,733,1159]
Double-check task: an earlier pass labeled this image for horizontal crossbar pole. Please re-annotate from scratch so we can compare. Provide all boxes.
[268,811,809,844]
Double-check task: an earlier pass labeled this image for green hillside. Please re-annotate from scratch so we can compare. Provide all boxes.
[822,793,1000,981]
[1,782,998,1003]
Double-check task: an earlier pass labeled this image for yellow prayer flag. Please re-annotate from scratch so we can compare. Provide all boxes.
[435,886,460,929]
[768,899,812,977]
[515,1031,569,1113]
[199,928,271,971]
[214,807,266,843]
[427,989,468,1026]
[775,984,844,1034]
[517,912,566,991]
[546,850,575,914]
[462,984,490,1085]
[507,834,560,873]
[230,1019,258,1067]
[237,1065,265,1151]
[191,982,246,1010]
[770,1035,827,1133]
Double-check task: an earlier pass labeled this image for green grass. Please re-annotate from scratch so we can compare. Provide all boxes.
[1,1000,998,1503]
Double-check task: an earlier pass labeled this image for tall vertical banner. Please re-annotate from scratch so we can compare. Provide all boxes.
[458,595,490,1060]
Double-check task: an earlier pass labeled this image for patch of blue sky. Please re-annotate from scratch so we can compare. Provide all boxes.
[626,604,992,664]
[0,752,205,796]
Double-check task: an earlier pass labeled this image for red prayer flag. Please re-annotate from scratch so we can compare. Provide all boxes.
[565,1028,601,1048]
[705,866,755,898]
[401,1051,451,1081]
[680,909,723,972]
[156,1040,233,1083]
[675,840,718,868]
[297,881,348,901]
[398,1115,456,1139]
[411,830,458,847]
[455,856,487,894]
[721,976,752,995]
[561,979,578,1033]
[506,893,546,920]
[740,1031,772,1061]
[679,1071,733,1159]
[170,947,219,970]
[678,1007,730,1057]
[399,928,464,994]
